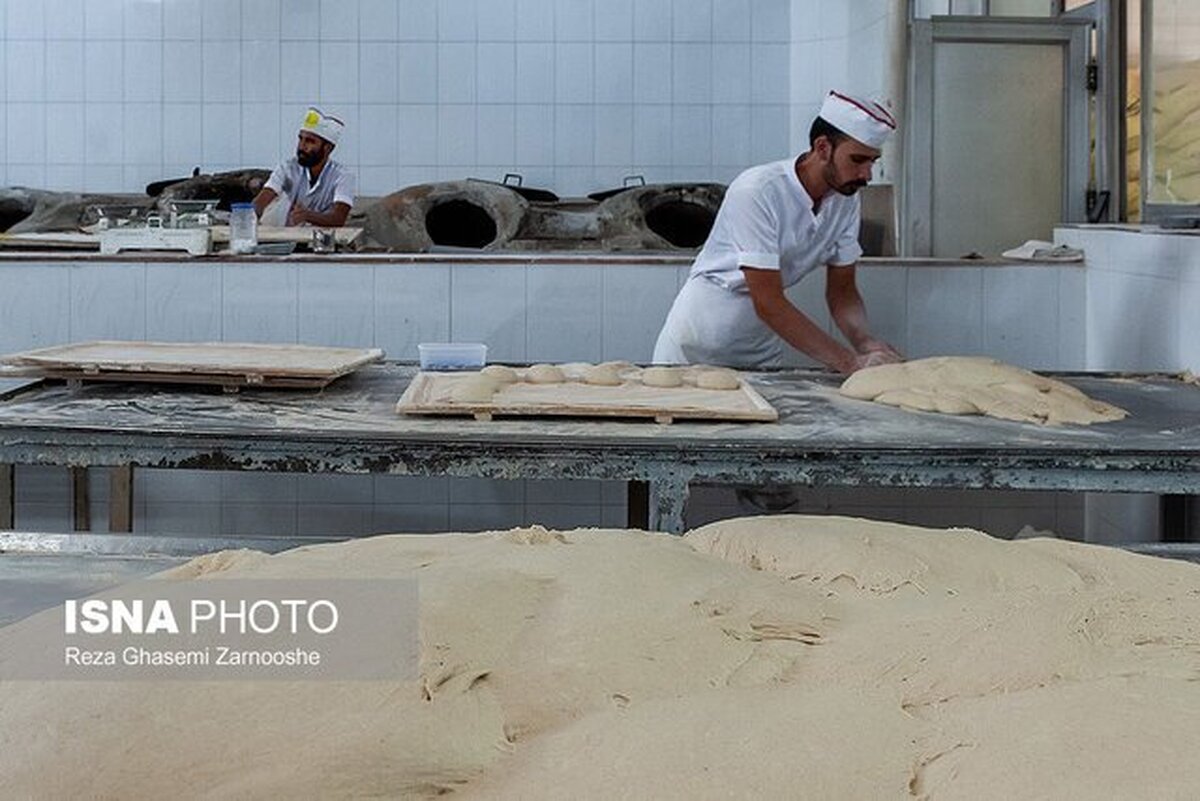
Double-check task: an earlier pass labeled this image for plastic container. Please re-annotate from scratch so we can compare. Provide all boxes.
[418,343,487,371]
[229,202,258,254]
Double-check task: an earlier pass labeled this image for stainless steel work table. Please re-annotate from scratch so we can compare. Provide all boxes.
[0,363,1197,534]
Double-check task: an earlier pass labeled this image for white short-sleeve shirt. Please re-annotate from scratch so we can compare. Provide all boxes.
[689,157,863,292]
[264,158,356,215]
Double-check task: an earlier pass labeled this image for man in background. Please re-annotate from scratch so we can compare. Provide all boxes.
[253,107,355,228]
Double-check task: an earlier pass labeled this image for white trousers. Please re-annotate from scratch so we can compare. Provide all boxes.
[652,276,783,368]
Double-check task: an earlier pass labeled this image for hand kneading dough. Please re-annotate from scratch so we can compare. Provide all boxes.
[480,365,519,384]
[3,517,1199,800]
[525,364,566,384]
[840,355,1127,425]
[695,368,740,391]
[583,363,623,386]
[450,375,500,403]
[641,366,684,388]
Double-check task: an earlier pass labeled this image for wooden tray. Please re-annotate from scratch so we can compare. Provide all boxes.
[1,341,384,390]
[396,367,778,424]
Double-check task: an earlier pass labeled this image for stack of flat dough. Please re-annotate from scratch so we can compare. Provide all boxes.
[840,355,1127,425]
[1,517,1198,798]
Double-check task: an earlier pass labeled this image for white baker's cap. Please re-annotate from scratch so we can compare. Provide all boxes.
[817,91,896,149]
[299,107,345,146]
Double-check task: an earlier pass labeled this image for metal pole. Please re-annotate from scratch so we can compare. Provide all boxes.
[1140,0,1153,219]
[71,467,91,531]
[648,477,690,535]
[109,465,134,533]
[0,464,13,530]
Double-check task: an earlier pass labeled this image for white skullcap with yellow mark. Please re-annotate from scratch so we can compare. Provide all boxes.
[300,107,345,146]
[817,91,896,149]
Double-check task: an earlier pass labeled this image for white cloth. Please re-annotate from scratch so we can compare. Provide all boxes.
[300,107,344,146]
[653,157,863,369]
[259,194,289,227]
[1000,240,1084,262]
[818,91,896,148]
[653,274,785,367]
[263,158,356,221]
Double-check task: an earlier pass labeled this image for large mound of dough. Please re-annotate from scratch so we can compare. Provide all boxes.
[1,517,1197,799]
[840,355,1128,425]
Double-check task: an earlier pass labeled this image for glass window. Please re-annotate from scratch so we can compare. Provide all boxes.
[1140,0,1200,215]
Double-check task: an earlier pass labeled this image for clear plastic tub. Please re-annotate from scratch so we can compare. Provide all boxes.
[417,342,487,371]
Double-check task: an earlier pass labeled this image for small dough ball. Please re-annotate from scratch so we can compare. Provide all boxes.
[641,366,684,388]
[525,364,566,384]
[450,375,500,403]
[559,362,592,380]
[695,368,740,390]
[583,363,623,386]
[480,365,518,384]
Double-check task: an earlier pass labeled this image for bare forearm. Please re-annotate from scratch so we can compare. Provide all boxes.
[292,205,350,228]
[754,297,857,373]
[252,188,276,218]
[827,285,872,349]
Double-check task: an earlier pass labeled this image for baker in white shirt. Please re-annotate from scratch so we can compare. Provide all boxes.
[253,107,356,228]
[653,90,901,373]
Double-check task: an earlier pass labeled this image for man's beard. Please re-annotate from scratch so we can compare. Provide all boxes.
[297,149,320,167]
[823,163,865,195]
[831,179,866,196]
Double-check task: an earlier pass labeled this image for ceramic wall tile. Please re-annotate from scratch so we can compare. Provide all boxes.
[221,503,300,536]
[297,264,376,348]
[602,265,679,362]
[0,265,70,354]
[906,267,983,359]
[527,264,604,362]
[145,264,222,342]
[69,262,146,341]
[373,503,451,534]
[982,266,1061,370]
[222,263,299,344]
[449,264,527,362]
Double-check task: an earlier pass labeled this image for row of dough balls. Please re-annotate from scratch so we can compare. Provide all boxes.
[449,362,740,403]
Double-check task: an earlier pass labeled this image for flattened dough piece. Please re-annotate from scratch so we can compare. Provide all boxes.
[583,363,624,386]
[480,365,519,384]
[695,368,741,391]
[525,364,566,384]
[642,366,684,388]
[840,356,1127,426]
[450,375,500,403]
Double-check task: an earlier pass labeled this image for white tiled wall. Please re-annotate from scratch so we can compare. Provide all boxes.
[1054,225,1200,542]
[0,0,897,196]
[1054,226,1196,373]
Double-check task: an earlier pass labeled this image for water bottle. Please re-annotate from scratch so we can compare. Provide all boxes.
[229,202,257,254]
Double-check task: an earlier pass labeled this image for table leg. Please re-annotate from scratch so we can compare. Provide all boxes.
[0,464,12,530]
[627,481,649,530]
[71,467,91,532]
[1161,494,1196,542]
[109,465,133,533]
[648,477,690,535]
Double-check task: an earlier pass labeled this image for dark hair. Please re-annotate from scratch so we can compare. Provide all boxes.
[809,116,849,148]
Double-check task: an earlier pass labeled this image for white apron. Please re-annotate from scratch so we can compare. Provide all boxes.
[652,275,783,369]
[260,194,290,227]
